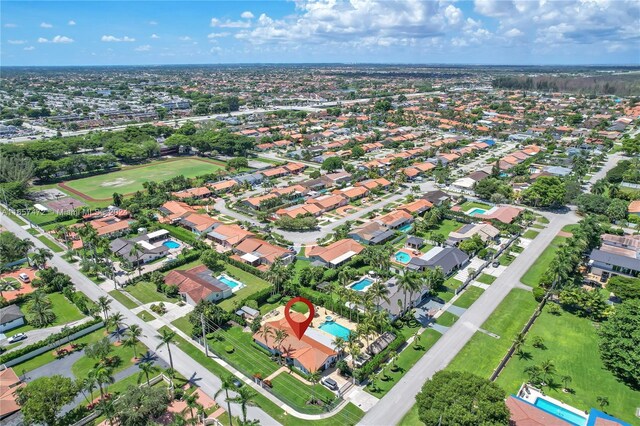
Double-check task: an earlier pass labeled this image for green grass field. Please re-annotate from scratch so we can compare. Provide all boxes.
[62,158,225,200]
[432,219,464,239]
[435,311,458,327]
[218,263,272,311]
[108,290,138,309]
[399,405,421,426]
[71,335,147,378]
[270,373,336,414]
[522,229,540,239]
[9,293,85,336]
[124,281,178,305]
[496,306,640,424]
[447,289,537,377]
[459,201,492,211]
[520,236,567,287]
[476,273,497,285]
[453,286,485,309]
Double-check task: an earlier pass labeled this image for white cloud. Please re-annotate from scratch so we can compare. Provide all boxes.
[504,28,523,38]
[38,35,74,43]
[101,35,135,42]
[150,33,160,39]
[178,36,192,41]
[148,20,158,25]
[444,5,462,25]
[8,40,27,45]
[207,32,230,39]
[4,23,17,28]
[24,46,35,51]
[68,20,76,26]
[241,11,254,19]
[40,22,53,28]
[210,17,251,28]
[134,44,151,51]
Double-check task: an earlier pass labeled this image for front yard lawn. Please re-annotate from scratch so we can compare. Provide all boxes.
[207,326,279,378]
[125,281,177,305]
[171,315,194,336]
[435,311,458,327]
[71,334,148,378]
[452,286,484,309]
[496,306,640,425]
[270,373,337,414]
[476,273,496,285]
[36,235,64,253]
[447,289,537,377]
[108,290,138,309]
[520,236,567,287]
[11,292,85,336]
[522,229,539,239]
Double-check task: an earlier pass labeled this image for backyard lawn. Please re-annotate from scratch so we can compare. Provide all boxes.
[459,201,491,211]
[365,329,441,397]
[218,263,272,311]
[496,305,640,424]
[430,219,463,239]
[270,373,337,414]
[476,273,496,285]
[452,286,484,309]
[125,281,178,305]
[447,289,537,377]
[62,158,226,200]
[520,236,567,287]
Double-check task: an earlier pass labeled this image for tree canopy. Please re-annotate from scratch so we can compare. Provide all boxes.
[521,176,566,208]
[16,375,78,426]
[599,299,640,390]
[415,371,510,426]
[607,276,640,301]
[113,385,171,426]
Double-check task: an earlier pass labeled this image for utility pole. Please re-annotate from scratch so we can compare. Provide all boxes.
[201,313,209,356]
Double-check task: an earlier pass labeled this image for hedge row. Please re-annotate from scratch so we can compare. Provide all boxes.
[225,256,266,279]
[0,318,103,364]
[354,332,405,382]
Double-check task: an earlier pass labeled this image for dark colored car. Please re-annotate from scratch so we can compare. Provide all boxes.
[321,377,338,391]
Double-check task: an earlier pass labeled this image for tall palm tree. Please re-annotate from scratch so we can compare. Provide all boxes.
[31,247,53,269]
[137,360,159,386]
[126,324,143,359]
[273,329,289,365]
[227,387,258,424]
[333,337,346,358]
[129,243,143,277]
[107,312,125,340]
[512,333,526,355]
[368,281,390,309]
[214,375,237,426]
[97,296,112,321]
[0,277,16,298]
[398,272,418,314]
[98,398,117,426]
[156,329,176,370]
[183,392,203,425]
[539,359,556,385]
[25,290,55,327]
[308,370,322,404]
[265,258,286,296]
[78,374,98,404]
[92,365,114,400]
[259,324,273,349]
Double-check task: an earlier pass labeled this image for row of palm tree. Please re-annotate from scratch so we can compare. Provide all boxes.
[215,376,259,426]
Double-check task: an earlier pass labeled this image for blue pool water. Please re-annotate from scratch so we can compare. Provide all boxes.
[395,251,411,264]
[162,240,181,249]
[398,223,413,233]
[468,208,487,216]
[350,277,373,291]
[534,398,587,426]
[319,321,351,339]
[217,274,245,290]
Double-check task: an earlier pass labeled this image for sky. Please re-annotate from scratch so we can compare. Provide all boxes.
[1,0,639,66]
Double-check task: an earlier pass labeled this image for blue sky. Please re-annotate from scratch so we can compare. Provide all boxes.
[2,0,639,66]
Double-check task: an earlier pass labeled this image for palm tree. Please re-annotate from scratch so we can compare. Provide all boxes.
[265,258,286,295]
[98,397,117,426]
[78,373,98,404]
[368,281,390,309]
[227,387,258,424]
[183,392,202,424]
[397,272,418,314]
[137,360,158,386]
[512,333,526,355]
[25,290,55,327]
[273,329,289,365]
[97,296,112,321]
[412,330,421,349]
[333,337,346,358]
[92,365,114,400]
[31,247,53,269]
[157,329,176,370]
[129,243,143,277]
[561,375,572,392]
[0,277,16,298]
[107,312,125,340]
[215,375,237,426]
[259,324,273,349]
[539,360,556,385]
[126,324,143,360]
[308,370,322,404]
[524,365,542,384]
[596,396,609,411]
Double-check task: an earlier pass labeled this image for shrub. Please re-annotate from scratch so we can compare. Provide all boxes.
[225,345,234,353]
[266,294,282,304]
[532,287,546,302]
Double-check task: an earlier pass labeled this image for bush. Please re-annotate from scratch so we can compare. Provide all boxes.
[266,294,282,304]
[354,333,404,382]
[225,345,234,353]
[532,287,546,302]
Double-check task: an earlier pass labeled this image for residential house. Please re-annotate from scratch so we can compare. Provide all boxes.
[589,234,640,281]
[477,205,522,224]
[110,230,171,266]
[307,239,365,268]
[375,209,414,230]
[628,200,640,216]
[0,368,23,420]
[0,305,25,333]
[305,194,348,213]
[321,171,352,186]
[275,204,323,219]
[356,178,392,191]
[447,223,500,245]
[253,314,338,374]
[164,265,233,305]
[233,237,295,268]
[172,186,211,199]
[422,190,452,206]
[406,246,469,275]
[398,199,433,216]
[333,186,369,201]
[348,222,396,245]
[206,224,255,248]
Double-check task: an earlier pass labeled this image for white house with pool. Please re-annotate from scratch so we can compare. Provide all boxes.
[164,264,245,306]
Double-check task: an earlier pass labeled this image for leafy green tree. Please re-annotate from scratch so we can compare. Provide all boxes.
[113,385,171,426]
[16,375,78,426]
[321,156,343,172]
[521,176,566,208]
[607,276,640,301]
[415,371,509,426]
[599,299,640,389]
[25,290,56,327]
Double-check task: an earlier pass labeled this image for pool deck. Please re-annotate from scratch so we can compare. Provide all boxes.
[391,248,419,265]
[516,384,589,421]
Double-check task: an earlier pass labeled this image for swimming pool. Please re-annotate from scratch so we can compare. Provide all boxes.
[394,251,411,264]
[319,321,351,340]
[162,240,181,249]
[350,277,373,291]
[216,274,245,291]
[533,398,587,426]
[398,223,413,233]
[467,208,487,216]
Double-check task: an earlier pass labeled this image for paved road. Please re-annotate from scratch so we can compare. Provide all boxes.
[586,152,625,189]
[0,316,93,352]
[359,210,579,426]
[0,213,279,425]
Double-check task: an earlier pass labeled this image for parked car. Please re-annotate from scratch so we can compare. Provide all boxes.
[232,378,243,388]
[18,273,30,283]
[8,333,27,343]
[491,261,500,268]
[321,377,338,391]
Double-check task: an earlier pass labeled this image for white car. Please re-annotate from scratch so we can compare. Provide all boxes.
[7,333,27,343]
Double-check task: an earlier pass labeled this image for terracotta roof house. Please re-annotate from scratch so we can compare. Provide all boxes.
[177,212,219,235]
[158,201,196,222]
[261,167,289,178]
[478,205,522,224]
[398,199,433,216]
[208,180,238,193]
[507,397,575,426]
[307,239,365,267]
[375,209,414,229]
[334,186,369,200]
[628,200,640,215]
[172,186,211,199]
[253,313,337,374]
[243,193,278,210]
[321,171,352,186]
[275,204,322,219]
[356,178,391,190]
[447,222,500,245]
[0,368,23,420]
[305,194,348,213]
[233,238,295,267]
[206,224,255,248]
[79,216,131,238]
[165,265,232,306]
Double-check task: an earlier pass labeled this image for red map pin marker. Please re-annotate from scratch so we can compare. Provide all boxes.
[284,297,315,340]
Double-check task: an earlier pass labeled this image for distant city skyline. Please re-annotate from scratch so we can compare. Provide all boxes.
[2,0,639,66]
